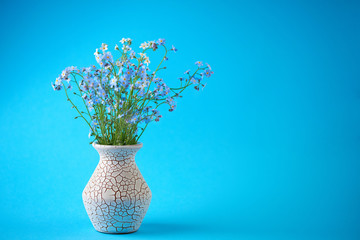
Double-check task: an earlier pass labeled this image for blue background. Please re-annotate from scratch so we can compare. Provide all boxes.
[0,0,359,239]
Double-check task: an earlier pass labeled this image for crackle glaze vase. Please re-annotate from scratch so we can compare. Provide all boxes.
[82,143,152,233]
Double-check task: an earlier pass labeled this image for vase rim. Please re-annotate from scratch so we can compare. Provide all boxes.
[92,142,143,149]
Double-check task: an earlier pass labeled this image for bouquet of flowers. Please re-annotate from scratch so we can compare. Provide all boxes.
[52,38,213,145]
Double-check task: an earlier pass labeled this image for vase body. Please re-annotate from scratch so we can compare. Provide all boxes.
[82,143,151,233]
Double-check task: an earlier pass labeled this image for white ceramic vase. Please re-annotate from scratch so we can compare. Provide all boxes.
[82,143,151,233]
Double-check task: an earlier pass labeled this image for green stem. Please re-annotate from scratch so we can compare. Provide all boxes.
[62,82,97,138]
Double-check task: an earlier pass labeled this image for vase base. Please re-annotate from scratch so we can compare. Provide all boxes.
[96,229,138,234]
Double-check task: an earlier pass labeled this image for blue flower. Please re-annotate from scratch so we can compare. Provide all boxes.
[153,82,170,99]
[153,77,162,84]
[109,77,117,88]
[128,115,138,124]
[171,45,177,52]
[184,70,190,74]
[206,63,212,70]
[129,50,136,59]
[54,77,62,86]
[91,65,97,71]
[138,66,147,79]
[157,38,166,46]
[166,97,176,112]
[80,83,89,91]
[103,52,113,63]
[100,43,108,52]
[94,51,103,65]
[195,61,203,67]
[83,67,91,74]
[97,88,107,99]
[91,119,99,128]
[124,68,134,80]
[144,117,151,124]
[120,38,127,44]
[65,66,77,72]
[119,76,129,87]
[61,69,71,78]
[93,95,102,104]
[86,99,94,111]
[140,42,150,50]
[204,69,213,78]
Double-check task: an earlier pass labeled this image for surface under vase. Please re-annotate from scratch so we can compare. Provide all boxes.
[82,143,151,233]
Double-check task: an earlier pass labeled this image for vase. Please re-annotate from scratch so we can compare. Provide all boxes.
[82,142,152,233]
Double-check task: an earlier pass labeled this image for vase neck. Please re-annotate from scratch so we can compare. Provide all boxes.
[98,148,139,163]
[92,143,142,163]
